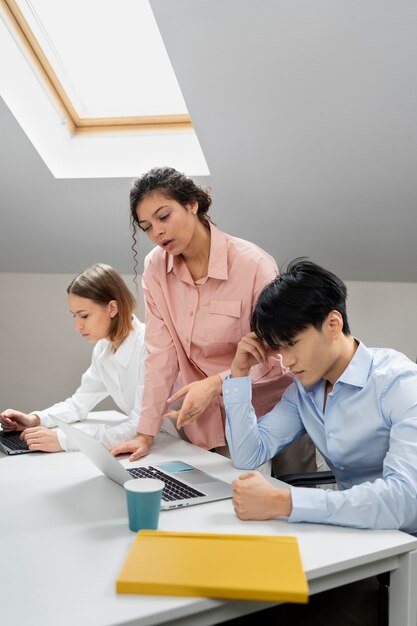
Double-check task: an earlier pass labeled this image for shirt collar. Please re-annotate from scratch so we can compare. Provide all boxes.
[166,222,229,281]
[296,339,372,396]
[336,340,373,389]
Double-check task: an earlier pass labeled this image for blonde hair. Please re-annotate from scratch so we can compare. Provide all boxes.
[67,264,136,344]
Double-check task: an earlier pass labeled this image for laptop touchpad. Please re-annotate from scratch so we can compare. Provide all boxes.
[156,462,217,485]
[179,469,217,485]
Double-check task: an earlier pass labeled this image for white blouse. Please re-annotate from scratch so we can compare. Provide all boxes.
[35,316,146,451]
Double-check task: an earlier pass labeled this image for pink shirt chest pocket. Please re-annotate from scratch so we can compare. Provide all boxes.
[204,299,243,345]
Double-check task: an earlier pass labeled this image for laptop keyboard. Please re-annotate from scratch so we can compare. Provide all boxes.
[0,431,29,451]
[127,466,205,501]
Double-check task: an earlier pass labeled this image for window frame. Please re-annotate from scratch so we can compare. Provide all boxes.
[2,0,192,135]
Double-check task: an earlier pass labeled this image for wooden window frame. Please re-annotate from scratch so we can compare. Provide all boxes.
[1,0,192,135]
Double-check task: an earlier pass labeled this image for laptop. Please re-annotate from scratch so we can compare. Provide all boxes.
[0,430,32,455]
[52,416,232,510]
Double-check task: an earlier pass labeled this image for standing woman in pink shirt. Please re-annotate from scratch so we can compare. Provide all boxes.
[110,167,314,472]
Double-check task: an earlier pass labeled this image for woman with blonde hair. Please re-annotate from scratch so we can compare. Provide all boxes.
[0,264,146,452]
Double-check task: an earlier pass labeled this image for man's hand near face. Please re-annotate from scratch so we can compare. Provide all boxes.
[231,332,274,378]
[232,471,293,520]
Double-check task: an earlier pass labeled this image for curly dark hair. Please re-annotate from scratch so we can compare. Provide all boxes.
[129,166,213,278]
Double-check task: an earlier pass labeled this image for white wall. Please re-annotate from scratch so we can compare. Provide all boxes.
[0,274,416,413]
[346,281,417,363]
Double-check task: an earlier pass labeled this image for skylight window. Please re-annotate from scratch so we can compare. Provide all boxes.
[12,0,189,121]
[0,0,208,177]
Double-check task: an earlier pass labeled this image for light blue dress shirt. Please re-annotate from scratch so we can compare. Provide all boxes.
[223,342,417,533]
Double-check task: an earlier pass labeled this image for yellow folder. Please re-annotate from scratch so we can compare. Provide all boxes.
[116,530,308,603]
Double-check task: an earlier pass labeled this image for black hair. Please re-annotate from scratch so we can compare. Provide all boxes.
[251,258,350,348]
[128,166,213,279]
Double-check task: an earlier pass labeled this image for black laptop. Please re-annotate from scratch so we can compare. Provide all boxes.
[0,430,31,455]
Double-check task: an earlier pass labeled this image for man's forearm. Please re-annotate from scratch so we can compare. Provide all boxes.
[223,377,271,469]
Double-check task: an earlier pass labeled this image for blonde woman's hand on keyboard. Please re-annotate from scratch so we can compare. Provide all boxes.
[20,427,63,452]
[0,409,40,432]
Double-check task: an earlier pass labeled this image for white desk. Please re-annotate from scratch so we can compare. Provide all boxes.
[1,412,416,626]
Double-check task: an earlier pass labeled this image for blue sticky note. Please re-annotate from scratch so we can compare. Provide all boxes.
[156,461,194,473]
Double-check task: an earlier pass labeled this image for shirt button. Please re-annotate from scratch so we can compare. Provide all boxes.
[328,432,334,437]
[224,389,230,394]
[189,311,194,316]
[233,387,239,393]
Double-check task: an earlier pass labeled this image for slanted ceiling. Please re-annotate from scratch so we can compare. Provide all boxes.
[1,0,417,280]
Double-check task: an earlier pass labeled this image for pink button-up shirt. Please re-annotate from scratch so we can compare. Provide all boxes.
[138,224,293,449]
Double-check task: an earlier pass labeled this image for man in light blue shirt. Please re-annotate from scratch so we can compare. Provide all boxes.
[223,259,417,533]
